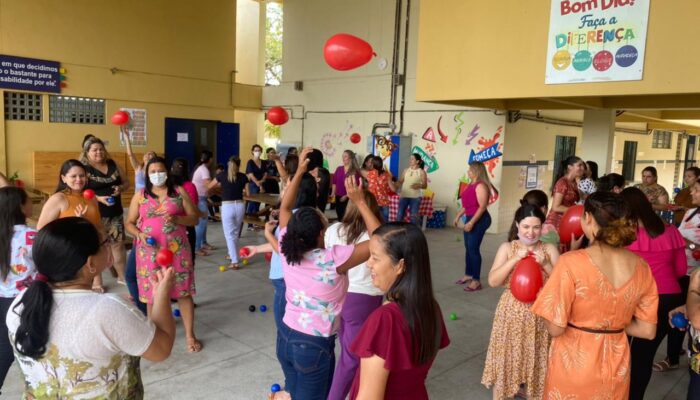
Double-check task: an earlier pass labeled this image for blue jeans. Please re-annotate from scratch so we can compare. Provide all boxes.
[126,249,147,315]
[463,212,491,280]
[277,322,336,400]
[379,206,389,223]
[270,278,287,331]
[396,197,420,224]
[195,196,208,251]
[246,183,261,217]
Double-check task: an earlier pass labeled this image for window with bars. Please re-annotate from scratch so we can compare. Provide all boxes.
[3,92,42,121]
[651,130,673,149]
[49,95,105,124]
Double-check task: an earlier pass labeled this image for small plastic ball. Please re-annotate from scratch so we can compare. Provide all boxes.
[249,305,256,312]
[173,309,181,318]
[106,197,115,205]
[674,187,681,194]
[260,305,267,312]
[449,313,457,321]
[82,189,95,200]
[672,312,689,329]
[242,259,249,266]
[271,383,281,393]
[219,266,227,272]
[146,237,156,246]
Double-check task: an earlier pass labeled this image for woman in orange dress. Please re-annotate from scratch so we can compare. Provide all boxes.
[532,191,659,399]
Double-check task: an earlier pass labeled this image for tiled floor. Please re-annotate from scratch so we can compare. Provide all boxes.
[2,225,690,399]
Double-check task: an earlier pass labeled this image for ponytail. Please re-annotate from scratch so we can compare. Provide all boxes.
[12,280,53,358]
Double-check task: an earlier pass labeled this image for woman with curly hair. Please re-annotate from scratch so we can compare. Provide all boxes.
[264,147,381,400]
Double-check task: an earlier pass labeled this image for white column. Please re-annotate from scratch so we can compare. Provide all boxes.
[580,109,616,173]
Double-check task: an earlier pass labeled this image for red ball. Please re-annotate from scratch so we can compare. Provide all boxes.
[693,249,700,260]
[559,204,584,244]
[110,111,130,126]
[510,256,544,303]
[323,33,374,71]
[82,189,95,200]
[265,252,273,262]
[156,249,174,267]
[239,247,251,258]
[267,107,289,126]
[350,133,361,144]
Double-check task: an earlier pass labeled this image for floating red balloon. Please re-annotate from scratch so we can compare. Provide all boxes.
[156,249,174,267]
[267,107,289,126]
[559,204,584,244]
[324,33,374,71]
[82,189,95,200]
[510,256,544,303]
[111,111,130,126]
[350,133,361,144]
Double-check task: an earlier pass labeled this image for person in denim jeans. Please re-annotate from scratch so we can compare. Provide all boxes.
[453,162,497,292]
[396,153,427,224]
[263,147,381,400]
[192,150,213,256]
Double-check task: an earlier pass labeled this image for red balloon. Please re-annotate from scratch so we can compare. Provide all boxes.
[156,249,174,267]
[510,256,544,303]
[559,204,584,244]
[265,252,273,262]
[350,133,361,144]
[82,189,95,200]
[111,111,130,126]
[239,247,251,258]
[324,33,374,71]
[693,249,700,260]
[267,107,289,126]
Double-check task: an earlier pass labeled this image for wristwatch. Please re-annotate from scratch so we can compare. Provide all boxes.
[690,243,697,250]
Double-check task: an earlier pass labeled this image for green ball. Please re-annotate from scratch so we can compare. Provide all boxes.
[449,313,457,321]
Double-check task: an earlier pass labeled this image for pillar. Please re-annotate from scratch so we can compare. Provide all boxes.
[580,109,616,174]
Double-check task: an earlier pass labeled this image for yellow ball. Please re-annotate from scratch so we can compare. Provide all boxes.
[242,259,249,266]
[219,265,227,272]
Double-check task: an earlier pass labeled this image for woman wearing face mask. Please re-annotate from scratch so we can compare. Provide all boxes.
[37,159,104,292]
[481,204,559,400]
[245,144,268,229]
[125,157,202,353]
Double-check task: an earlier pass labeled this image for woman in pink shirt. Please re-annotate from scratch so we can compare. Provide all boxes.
[621,187,686,400]
[264,147,381,400]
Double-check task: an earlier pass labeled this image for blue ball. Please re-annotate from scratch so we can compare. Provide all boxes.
[260,304,268,312]
[146,237,156,246]
[173,309,181,318]
[674,187,681,194]
[672,312,689,329]
[106,197,115,205]
[271,384,281,393]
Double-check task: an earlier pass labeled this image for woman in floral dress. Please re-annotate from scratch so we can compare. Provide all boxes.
[125,157,202,353]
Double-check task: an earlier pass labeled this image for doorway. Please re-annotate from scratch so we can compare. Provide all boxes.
[164,118,240,171]
[621,140,638,182]
[552,135,577,187]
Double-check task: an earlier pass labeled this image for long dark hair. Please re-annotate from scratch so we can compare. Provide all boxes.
[553,155,583,187]
[144,157,177,199]
[280,206,325,265]
[521,190,548,210]
[194,150,213,173]
[411,153,425,169]
[54,159,87,193]
[620,187,665,238]
[586,161,599,181]
[584,192,636,247]
[508,204,546,241]
[374,222,441,365]
[0,187,28,280]
[597,173,625,192]
[371,156,385,175]
[13,217,101,359]
[295,173,319,209]
[339,190,382,244]
[170,157,191,187]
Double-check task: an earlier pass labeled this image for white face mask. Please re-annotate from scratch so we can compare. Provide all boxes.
[253,151,261,158]
[149,172,167,187]
[517,232,540,246]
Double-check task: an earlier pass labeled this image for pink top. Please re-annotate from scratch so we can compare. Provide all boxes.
[461,182,485,217]
[181,181,199,205]
[332,166,359,197]
[191,164,210,198]
[279,227,354,337]
[626,225,686,294]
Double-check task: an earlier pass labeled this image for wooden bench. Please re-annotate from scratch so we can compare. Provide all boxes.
[243,193,280,227]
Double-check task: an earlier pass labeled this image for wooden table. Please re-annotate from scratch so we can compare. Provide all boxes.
[243,193,280,227]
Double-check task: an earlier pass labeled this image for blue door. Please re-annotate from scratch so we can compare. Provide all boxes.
[164,118,195,169]
[216,122,240,164]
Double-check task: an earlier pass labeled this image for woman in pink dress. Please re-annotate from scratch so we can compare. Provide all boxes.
[125,156,202,353]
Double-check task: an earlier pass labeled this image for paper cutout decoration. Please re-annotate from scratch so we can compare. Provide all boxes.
[422,127,436,142]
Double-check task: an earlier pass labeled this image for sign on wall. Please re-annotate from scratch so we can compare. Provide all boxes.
[545,0,650,84]
[0,55,61,93]
[119,108,148,146]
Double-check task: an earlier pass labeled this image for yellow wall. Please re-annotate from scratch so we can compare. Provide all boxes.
[416,0,700,104]
[0,0,263,185]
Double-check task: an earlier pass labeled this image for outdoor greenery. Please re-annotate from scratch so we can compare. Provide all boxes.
[265,3,283,86]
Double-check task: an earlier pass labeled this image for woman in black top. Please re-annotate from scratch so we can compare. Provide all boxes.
[245,144,267,228]
[209,156,249,270]
[80,137,130,292]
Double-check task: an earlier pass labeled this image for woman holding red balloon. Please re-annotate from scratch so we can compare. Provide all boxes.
[544,156,585,243]
[481,204,559,400]
[532,192,658,399]
[125,157,202,353]
[621,187,686,400]
[37,159,105,292]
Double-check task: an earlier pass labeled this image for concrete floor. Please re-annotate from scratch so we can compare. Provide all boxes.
[3,224,691,399]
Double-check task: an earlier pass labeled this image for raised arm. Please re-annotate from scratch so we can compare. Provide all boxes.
[122,126,141,172]
[279,146,313,229]
[335,177,381,274]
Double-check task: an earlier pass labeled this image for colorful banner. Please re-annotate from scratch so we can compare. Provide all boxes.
[468,142,502,164]
[0,55,61,93]
[545,0,650,84]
